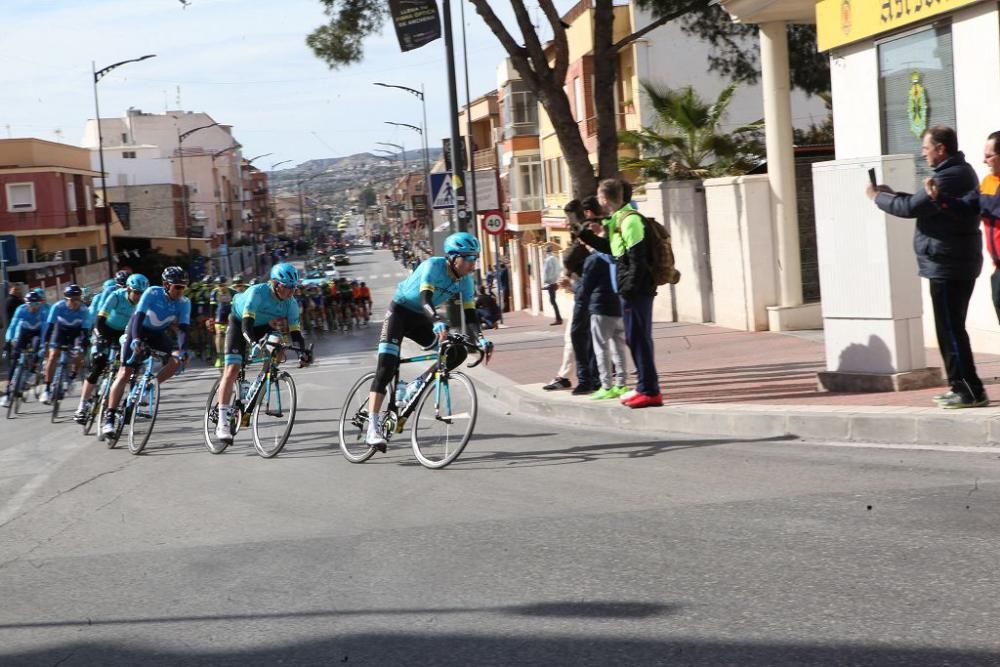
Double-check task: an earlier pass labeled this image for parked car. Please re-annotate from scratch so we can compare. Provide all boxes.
[333,253,350,266]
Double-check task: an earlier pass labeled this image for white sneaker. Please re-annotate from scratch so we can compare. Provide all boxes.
[619,389,638,404]
[0,395,9,408]
[101,414,116,437]
[215,407,233,442]
[40,389,52,404]
[366,412,387,451]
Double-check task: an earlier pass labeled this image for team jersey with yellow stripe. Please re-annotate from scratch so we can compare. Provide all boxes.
[392,256,475,314]
[232,283,301,332]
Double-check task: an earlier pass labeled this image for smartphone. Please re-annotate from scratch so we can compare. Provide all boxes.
[868,167,877,188]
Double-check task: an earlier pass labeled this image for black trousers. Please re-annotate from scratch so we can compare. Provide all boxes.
[929,278,984,399]
[546,284,562,322]
[570,300,598,388]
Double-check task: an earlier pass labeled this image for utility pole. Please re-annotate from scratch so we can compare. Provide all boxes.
[442,0,467,232]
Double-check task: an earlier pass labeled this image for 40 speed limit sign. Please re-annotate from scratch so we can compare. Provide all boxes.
[481,210,505,235]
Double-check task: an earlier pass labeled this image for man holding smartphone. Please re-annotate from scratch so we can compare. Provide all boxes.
[866,125,987,409]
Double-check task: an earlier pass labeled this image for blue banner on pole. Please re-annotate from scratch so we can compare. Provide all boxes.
[0,234,17,267]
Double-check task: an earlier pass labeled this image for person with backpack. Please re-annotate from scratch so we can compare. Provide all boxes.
[577,178,662,408]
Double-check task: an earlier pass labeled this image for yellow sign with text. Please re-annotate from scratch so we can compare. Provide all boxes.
[817,0,987,51]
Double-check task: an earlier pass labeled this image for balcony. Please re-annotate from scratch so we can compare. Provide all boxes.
[509,195,543,213]
[473,148,497,169]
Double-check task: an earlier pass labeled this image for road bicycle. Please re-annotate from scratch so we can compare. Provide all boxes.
[4,339,42,419]
[48,344,82,423]
[80,342,121,439]
[105,346,172,455]
[338,332,486,469]
[202,334,311,458]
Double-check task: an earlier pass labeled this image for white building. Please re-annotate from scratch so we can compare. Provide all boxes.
[82,108,244,247]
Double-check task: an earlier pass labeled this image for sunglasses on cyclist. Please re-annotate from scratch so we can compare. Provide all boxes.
[456,254,479,262]
[168,283,187,291]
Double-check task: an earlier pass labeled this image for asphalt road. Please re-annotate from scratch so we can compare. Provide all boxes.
[2,249,1000,666]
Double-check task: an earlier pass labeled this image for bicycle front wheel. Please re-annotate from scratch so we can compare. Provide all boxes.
[338,371,377,463]
[50,365,64,423]
[6,364,22,419]
[251,371,297,458]
[410,372,477,469]
[128,380,159,455]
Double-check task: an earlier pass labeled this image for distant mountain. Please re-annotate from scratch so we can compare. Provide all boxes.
[275,148,442,177]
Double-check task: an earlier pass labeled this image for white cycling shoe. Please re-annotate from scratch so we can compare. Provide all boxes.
[215,409,233,442]
[366,413,387,452]
[0,395,9,408]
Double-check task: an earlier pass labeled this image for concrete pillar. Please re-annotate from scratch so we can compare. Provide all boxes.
[760,22,819,330]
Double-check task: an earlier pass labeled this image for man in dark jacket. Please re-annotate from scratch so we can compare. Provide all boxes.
[867,125,987,408]
[577,178,661,408]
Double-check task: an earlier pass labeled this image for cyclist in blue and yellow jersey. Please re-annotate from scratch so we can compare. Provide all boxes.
[73,274,149,424]
[213,262,313,444]
[209,276,234,368]
[1,291,47,408]
[90,271,129,318]
[101,267,191,437]
[40,284,91,404]
[364,232,493,450]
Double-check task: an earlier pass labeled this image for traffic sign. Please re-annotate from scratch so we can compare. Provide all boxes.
[430,172,455,210]
[481,210,505,235]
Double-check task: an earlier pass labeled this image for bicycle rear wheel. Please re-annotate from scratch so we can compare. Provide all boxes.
[128,380,159,455]
[251,371,297,458]
[410,372,477,469]
[203,376,239,454]
[338,371,377,463]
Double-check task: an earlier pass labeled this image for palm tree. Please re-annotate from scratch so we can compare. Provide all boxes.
[619,82,764,181]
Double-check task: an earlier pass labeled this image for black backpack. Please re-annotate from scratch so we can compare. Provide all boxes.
[632,212,681,286]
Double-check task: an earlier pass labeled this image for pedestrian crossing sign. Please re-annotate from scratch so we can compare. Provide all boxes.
[430,172,455,210]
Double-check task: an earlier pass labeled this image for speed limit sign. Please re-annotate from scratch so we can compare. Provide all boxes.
[481,210,505,235]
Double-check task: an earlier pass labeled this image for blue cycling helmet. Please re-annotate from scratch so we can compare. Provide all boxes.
[32,287,46,299]
[26,292,43,304]
[443,232,480,256]
[114,270,130,286]
[270,263,299,287]
[64,284,83,298]
[102,279,117,290]
[127,274,149,292]
[162,266,188,285]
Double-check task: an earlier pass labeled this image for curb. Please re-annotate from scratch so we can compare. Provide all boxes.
[470,367,1000,449]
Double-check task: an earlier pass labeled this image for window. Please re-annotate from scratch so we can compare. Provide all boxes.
[66,180,77,212]
[510,155,543,212]
[5,183,36,212]
[878,25,955,181]
[122,151,137,159]
[121,132,128,144]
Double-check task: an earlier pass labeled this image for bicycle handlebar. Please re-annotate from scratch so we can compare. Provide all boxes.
[421,333,488,368]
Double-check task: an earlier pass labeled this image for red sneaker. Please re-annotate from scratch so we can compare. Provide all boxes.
[624,392,663,409]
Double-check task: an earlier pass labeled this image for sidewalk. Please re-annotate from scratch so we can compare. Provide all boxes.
[471,310,1000,448]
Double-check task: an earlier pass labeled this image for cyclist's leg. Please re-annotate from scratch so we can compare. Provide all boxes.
[147,330,179,384]
[76,344,110,417]
[367,304,414,417]
[103,335,139,431]
[217,314,250,408]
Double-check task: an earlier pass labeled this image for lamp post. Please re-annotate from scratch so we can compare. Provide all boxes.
[92,53,156,275]
[176,121,220,271]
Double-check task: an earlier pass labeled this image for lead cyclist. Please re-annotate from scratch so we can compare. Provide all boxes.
[365,232,493,451]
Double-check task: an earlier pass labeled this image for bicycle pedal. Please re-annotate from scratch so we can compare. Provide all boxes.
[394,417,407,433]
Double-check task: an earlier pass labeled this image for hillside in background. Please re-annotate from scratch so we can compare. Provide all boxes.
[267,148,442,207]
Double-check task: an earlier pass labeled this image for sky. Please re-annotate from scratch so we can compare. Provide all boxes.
[3,0,574,171]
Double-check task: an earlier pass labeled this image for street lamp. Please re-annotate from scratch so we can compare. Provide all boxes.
[374,82,432,243]
[176,121,220,269]
[92,53,156,275]
[270,160,292,170]
[376,141,406,173]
